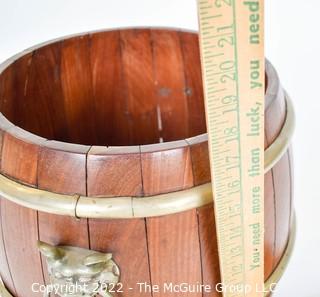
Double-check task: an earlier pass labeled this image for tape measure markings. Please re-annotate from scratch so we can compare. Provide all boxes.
[197,0,264,296]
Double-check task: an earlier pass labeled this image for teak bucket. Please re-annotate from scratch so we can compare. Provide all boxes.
[0,28,295,297]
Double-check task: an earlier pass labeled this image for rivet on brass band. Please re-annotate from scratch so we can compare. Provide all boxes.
[0,96,294,219]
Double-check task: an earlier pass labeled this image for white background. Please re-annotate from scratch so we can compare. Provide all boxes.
[0,0,319,296]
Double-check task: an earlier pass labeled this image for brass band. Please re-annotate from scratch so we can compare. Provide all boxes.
[0,96,294,219]
[0,277,11,297]
[265,92,295,172]
[0,39,293,220]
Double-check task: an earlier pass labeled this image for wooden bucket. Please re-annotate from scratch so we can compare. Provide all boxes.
[0,28,295,297]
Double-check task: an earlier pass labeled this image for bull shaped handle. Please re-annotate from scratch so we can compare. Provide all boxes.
[38,241,120,297]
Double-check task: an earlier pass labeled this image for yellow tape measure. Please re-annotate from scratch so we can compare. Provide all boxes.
[197,0,265,296]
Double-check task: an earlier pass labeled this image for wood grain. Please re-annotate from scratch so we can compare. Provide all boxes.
[272,152,292,267]
[1,127,45,185]
[120,29,160,145]
[38,141,89,195]
[38,142,90,287]
[0,123,45,297]
[87,146,143,197]
[179,32,206,137]
[151,30,189,142]
[38,212,89,285]
[146,210,202,297]
[1,200,44,297]
[0,115,14,169]
[0,67,15,121]
[141,141,194,195]
[187,134,210,186]
[88,148,151,297]
[61,35,96,145]
[90,31,129,146]
[197,205,221,297]
[4,53,33,128]
[25,42,68,141]
[89,218,152,297]
[0,199,16,295]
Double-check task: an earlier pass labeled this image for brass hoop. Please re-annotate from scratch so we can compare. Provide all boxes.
[0,96,294,219]
[265,92,295,172]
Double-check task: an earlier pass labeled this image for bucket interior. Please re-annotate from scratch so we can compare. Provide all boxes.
[0,29,210,146]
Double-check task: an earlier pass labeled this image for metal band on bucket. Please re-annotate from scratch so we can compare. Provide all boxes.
[0,95,294,219]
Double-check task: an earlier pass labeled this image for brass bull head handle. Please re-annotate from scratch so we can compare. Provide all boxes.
[37,241,120,297]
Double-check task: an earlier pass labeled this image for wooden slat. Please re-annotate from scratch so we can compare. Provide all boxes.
[179,32,206,137]
[38,141,90,286]
[151,29,188,141]
[1,128,45,186]
[187,135,210,186]
[38,214,89,248]
[0,125,44,296]
[90,31,128,146]
[272,152,292,267]
[197,205,221,297]
[120,29,160,145]
[61,35,97,145]
[38,141,89,195]
[87,146,142,197]
[7,53,33,128]
[0,200,16,295]
[0,67,15,120]
[1,200,44,297]
[38,212,89,285]
[147,210,202,297]
[24,42,68,141]
[89,218,151,297]
[0,115,14,169]
[141,141,194,195]
[0,55,42,187]
[88,145,151,296]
